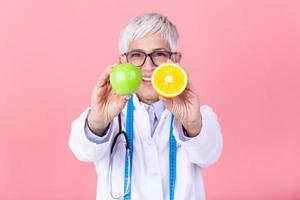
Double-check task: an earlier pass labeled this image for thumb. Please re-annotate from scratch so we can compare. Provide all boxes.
[159,96,167,101]
[119,95,131,106]
[159,96,173,109]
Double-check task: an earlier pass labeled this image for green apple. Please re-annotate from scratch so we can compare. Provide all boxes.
[110,63,142,95]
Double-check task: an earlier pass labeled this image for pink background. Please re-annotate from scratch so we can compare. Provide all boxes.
[1,0,300,199]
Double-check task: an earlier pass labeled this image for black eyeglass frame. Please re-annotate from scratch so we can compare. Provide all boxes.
[122,50,177,67]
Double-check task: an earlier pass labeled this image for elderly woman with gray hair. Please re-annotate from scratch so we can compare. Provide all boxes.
[69,13,223,200]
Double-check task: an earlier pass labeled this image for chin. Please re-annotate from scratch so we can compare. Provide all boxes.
[136,88,159,104]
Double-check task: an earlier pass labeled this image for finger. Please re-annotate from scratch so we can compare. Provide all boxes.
[111,94,131,113]
[186,81,199,97]
[93,65,117,99]
[185,82,193,92]
[96,66,114,88]
[159,96,167,101]
[166,58,174,63]
[117,56,122,64]
[96,83,113,98]
[96,61,122,87]
[181,85,195,100]
[120,95,131,103]
[159,96,173,109]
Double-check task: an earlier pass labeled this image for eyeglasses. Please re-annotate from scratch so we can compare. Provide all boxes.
[123,50,177,67]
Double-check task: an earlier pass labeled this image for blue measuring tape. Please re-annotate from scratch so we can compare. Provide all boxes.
[124,96,134,200]
[169,114,176,200]
[123,96,177,200]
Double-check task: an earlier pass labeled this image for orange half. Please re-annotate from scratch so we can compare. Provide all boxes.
[152,63,188,98]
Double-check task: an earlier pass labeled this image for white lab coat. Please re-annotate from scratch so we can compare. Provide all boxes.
[69,94,223,200]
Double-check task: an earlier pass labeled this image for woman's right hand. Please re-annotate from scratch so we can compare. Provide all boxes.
[87,64,130,136]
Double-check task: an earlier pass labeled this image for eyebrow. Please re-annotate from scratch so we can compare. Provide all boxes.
[129,48,169,52]
[153,48,168,51]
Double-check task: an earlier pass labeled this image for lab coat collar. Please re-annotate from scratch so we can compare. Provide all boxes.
[122,94,170,121]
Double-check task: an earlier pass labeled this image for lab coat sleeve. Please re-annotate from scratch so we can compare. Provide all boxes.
[85,121,111,144]
[68,108,116,162]
[173,105,223,168]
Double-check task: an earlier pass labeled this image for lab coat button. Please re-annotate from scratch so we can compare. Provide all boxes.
[147,140,151,145]
[152,172,159,176]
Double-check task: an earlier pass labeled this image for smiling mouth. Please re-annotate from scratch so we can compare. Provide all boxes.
[142,77,152,81]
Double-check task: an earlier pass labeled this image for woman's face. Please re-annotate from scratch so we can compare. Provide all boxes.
[121,34,181,104]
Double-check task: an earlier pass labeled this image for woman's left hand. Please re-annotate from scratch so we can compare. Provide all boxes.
[160,82,202,137]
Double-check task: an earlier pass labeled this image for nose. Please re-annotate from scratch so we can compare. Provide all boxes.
[142,55,155,71]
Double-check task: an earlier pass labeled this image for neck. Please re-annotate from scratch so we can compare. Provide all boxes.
[137,96,159,105]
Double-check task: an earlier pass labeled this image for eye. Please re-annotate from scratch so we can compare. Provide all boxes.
[129,51,144,58]
[153,51,169,57]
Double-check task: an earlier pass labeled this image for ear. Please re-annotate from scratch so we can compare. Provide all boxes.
[119,54,126,64]
[173,52,182,63]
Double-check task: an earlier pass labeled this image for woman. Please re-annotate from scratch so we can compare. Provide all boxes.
[69,13,223,200]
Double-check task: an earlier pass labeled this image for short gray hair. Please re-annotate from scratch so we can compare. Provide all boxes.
[118,13,180,54]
